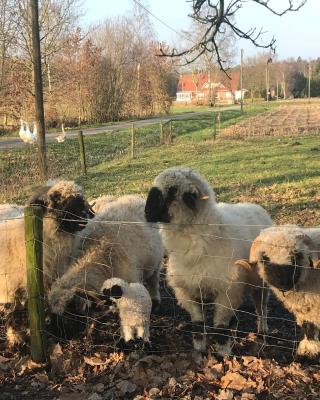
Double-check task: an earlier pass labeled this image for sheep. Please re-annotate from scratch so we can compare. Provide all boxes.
[100,277,152,344]
[48,195,164,322]
[236,226,320,358]
[144,167,273,354]
[0,180,94,346]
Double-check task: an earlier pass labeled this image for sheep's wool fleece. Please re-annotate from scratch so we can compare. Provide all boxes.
[0,181,86,304]
[250,226,320,326]
[153,167,272,304]
[73,195,164,282]
[102,277,151,336]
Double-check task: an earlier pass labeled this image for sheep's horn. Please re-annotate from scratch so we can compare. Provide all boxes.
[311,259,320,269]
[200,195,209,200]
[235,259,253,272]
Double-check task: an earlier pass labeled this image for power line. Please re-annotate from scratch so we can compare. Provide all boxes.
[132,0,196,45]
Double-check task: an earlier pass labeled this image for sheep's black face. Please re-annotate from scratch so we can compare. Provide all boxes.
[261,252,303,292]
[54,194,94,233]
[145,186,177,223]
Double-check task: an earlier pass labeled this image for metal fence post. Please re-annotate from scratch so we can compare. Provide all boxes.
[25,205,46,363]
[78,130,87,174]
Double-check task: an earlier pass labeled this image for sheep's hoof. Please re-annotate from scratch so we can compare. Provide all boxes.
[151,299,161,314]
[192,333,207,353]
[296,338,320,360]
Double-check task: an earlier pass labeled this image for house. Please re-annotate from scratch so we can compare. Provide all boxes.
[176,71,240,105]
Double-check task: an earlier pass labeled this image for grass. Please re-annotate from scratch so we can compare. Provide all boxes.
[2,102,320,227]
[78,128,320,227]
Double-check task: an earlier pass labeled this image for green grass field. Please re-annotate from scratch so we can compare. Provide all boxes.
[1,103,319,227]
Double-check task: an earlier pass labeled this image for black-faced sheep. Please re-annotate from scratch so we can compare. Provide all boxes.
[0,180,94,346]
[145,167,272,354]
[48,195,164,324]
[101,277,152,344]
[236,226,320,358]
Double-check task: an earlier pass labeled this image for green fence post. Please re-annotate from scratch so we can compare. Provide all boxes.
[25,206,46,364]
[78,130,87,174]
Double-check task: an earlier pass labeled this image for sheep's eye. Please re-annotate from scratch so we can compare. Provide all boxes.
[166,186,178,203]
[260,253,270,264]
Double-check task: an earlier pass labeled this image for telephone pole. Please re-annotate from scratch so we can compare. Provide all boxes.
[240,49,244,113]
[31,0,47,179]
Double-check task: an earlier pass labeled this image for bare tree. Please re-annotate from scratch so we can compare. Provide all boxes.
[160,0,307,73]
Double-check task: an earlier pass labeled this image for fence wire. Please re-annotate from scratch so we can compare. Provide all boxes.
[0,208,319,362]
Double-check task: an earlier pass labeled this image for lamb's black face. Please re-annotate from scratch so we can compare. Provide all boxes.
[260,252,303,292]
[145,185,198,223]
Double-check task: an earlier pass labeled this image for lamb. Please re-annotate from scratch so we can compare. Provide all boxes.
[101,277,152,344]
[236,226,320,358]
[48,195,164,320]
[144,167,273,354]
[0,180,94,345]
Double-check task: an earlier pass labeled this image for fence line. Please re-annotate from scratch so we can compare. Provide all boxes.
[0,211,319,361]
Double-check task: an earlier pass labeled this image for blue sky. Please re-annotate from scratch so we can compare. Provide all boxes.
[83,0,319,61]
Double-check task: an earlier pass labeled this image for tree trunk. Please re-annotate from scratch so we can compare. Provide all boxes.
[30,0,47,180]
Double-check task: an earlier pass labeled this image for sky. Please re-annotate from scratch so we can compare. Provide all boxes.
[82,0,320,61]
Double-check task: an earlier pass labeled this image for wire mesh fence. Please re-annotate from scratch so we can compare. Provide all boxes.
[1,202,319,364]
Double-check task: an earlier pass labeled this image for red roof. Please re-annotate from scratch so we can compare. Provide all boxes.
[177,71,240,93]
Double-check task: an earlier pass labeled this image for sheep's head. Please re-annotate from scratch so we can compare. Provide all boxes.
[145,167,214,224]
[100,277,126,304]
[28,180,95,233]
[237,228,318,292]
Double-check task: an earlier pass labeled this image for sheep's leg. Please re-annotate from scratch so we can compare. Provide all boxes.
[297,322,320,358]
[136,325,150,342]
[173,286,207,352]
[145,267,161,310]
[251,287,269,334]
[210,291,241,356]
[122,325,135,342]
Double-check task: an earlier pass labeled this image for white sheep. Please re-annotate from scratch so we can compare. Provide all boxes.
[49,195,164,320]
[145,167,273,354]
[0,180,94,346]
[101,277,152,343]
[236,226,320,358]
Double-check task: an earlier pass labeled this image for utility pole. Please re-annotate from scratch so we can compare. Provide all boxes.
[266,57,272,104]
[240,49,244,113]
[308,63,311,103]
[31,0,47,179]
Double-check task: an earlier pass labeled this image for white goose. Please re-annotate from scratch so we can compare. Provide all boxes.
[19,119,37,144]
[55,123,66,143]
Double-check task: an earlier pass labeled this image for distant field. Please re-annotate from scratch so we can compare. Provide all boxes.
[1,102,320,228]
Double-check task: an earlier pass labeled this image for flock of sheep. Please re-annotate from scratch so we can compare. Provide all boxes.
[0,167,319,360]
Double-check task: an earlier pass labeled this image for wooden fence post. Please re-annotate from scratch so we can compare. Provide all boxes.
[160,120,163,144]
[213,113,217,140]
[25,206,46,363]
[218,112,221,134]
[78,130,87,174]
[169,120,173,144]
[131,123,135,159]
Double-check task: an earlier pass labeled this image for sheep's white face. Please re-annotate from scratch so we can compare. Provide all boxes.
[145,168,211,224]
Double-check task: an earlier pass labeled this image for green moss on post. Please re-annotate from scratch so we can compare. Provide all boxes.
[25,206,47,363]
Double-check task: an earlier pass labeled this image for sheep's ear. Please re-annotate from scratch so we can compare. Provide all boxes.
[235,259,256,272]
[182,191,198,210]
[28,186,49,208]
